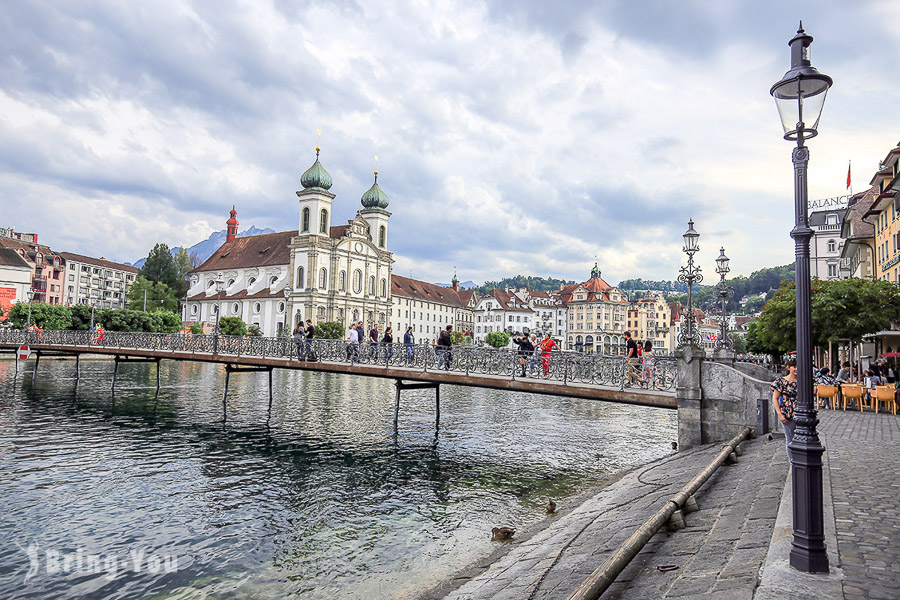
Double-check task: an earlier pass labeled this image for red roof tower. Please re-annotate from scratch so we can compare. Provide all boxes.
[226,206,239,243]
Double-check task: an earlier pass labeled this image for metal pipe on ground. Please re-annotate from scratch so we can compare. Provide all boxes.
[566,426,753,600]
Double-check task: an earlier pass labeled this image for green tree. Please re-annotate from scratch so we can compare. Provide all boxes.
[248,324,262,337]
[218,316,247,336]
[172,247,194,298]
[189,323,204,335]
[743,296,766,314]
[730,333,747,354]
[485,331,511,348]
[140,243,179,290]
[7,303,72,329]
[450,330,471,345]
[314,321,345,339]
[127,275,178,312]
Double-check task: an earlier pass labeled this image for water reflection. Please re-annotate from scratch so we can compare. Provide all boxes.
[0,357,675,599]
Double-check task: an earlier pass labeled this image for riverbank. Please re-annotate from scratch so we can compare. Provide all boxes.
[427,409,900,600]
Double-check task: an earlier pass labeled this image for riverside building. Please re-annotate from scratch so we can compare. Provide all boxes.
[559,264,629,354]
[58,252,138,309]
[184,149,395,337]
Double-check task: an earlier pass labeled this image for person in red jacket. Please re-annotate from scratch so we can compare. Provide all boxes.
[538,334,559,376]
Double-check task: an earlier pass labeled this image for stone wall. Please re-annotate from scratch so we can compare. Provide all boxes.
[677,348,782,449]
[700,361,780,444]
[732,361,775,382]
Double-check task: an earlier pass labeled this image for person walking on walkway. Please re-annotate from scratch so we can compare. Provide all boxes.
[437,325,453,370]
[369,323,379,359]
[624,331,639,387]
[512,332,534,377]
[771,358,798,462]
[538,333,559,377]
[404,327,415,365]
[346,324,359,361]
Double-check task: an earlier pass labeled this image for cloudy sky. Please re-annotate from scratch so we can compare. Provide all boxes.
[2,0,898,285]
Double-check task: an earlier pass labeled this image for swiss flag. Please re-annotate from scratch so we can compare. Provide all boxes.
[846,161,851,189]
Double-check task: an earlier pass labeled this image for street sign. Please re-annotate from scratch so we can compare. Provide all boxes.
[17,345,31,360]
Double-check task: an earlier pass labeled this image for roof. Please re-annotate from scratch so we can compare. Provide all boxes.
[558,276,624,304]
[186,287,284,302]
[842,186,877,240]
[0,247,31,269]
[192,230,294,272]
[57,251,138,273]
[478,287,533,312]
[0,238,56,261]
[391,274,468,307]
[458,289,476,305]
[809,208,846,226]
[329,225,349,239]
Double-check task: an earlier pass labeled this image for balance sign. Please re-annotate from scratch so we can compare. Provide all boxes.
[18,345,31,360]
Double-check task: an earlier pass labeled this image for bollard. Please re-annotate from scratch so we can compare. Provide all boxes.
[757,398,770,436]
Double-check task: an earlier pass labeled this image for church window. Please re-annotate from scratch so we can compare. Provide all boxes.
[378,225,386,248]
[231,302,240,314]
[353,270,363,293]
[319,268,327,289]
[320,209,328,234]
[277,302,285,313]
[339,270,346,291]
[302,207,310,232]
[369,275,376,295]
[297,267,304,288]
[380,278,387,297]
[270,276,277,286]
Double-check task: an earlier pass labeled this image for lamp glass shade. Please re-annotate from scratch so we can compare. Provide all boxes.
[773,78,829,137]
[683,220,699,252]
[716,248,730,275]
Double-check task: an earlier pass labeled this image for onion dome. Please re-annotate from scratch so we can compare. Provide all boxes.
[360,171,389,209]
[300,148,333,190]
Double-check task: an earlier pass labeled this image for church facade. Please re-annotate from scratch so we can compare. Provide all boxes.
[184,150,394,337]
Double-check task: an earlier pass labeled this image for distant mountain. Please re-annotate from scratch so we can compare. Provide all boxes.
[435,280,477,290]
[129,225,275,269]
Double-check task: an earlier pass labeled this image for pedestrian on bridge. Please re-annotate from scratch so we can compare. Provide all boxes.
[305,319,315,360]
[437,325,453,370]
[369,323,379,359]
[346,325,360,361]
[624,331,639,387]
[538,333,559,377]
[382,327,394,360]
[404,327,415,365]
[512,333,534,377]
[293,321,305,359]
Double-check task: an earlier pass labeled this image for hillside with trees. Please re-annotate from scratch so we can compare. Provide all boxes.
[474,275,575,295]
[665,264,796,314]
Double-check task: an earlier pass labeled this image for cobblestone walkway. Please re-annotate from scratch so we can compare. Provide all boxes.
[436,435,785,600]
[818,409,900,600]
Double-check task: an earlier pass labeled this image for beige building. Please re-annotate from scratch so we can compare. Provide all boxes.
[390,274,475,342]
[58,252,138,309]
[627,294,672,354]
[559,264,629,354]
[839,186,877,280]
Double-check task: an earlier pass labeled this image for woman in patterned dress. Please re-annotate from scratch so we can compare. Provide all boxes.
[771,358,798,462]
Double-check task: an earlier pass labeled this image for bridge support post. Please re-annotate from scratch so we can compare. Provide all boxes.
[394,380,441,433]
[32,351,40,383]
[268,367,273,411]
[112,355,119,392]
[75,354,80,380]
[675,345,705,450]
[156,358,162,392]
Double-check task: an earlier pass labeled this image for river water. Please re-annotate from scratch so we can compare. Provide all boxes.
[0,357,676,599]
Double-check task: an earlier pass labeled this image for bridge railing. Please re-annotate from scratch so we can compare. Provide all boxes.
[0,329,676,391]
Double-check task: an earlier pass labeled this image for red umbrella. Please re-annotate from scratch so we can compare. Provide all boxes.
[879,352,900,358]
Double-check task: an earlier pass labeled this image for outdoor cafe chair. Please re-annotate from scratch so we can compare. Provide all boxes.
[873,385,898,415]
[814,384,838,410]
[840,384,864,411]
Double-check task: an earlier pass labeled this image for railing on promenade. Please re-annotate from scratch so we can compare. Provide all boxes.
[0,329,676,392]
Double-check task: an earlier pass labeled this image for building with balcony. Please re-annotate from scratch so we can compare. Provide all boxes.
[864,144,900,284]
[839,186,877,280]
[58,252,138,309]
[0,236,65,305]
[627,294,672,354]
[809,208,846,279]
[506,287,567,345]
[472,288,535,346]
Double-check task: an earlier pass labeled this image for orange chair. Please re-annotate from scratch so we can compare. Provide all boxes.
[815,384,838,410]
[841,384,864,411]
[873,385,897,415]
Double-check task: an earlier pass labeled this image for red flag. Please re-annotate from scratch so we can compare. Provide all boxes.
[846,161,851,189]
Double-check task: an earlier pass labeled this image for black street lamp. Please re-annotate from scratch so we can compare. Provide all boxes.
[715,248,734,350]
[25,288,35,331]
[213,278,225,354]
[770,21,832,573]
[676,219,702,348]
